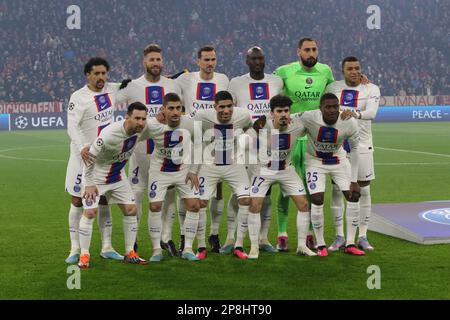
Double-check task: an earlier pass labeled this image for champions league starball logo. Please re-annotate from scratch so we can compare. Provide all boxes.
[15,116,28,129]
[420,208,450,226]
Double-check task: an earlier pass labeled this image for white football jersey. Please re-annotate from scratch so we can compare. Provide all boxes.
[117,75,182,117]
[190,108,252,165]
[228,73,283,121]
[258,119,305,170]
[326,81,380,152]
[176,71,229,113]
[85,119,164,186]
[148,117,196,172]
[295,109,360,180]
[67,83,120,155]
[116,75,182,155]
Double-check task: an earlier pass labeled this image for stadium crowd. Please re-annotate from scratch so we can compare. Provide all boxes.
[0,0,448,103]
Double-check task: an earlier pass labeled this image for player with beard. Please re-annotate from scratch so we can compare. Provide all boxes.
[225,47,283,254]
[117,44,182,258]
[273,38,334,252]
[65,57,123,264]
[176,46,229,255]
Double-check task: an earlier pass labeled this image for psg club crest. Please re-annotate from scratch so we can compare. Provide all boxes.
[146,86,164,105]
[252,186,259,194]
[340,89,359,108]
[309,182,316,190]
[250,83,269,100]
[149,191,156,198]
[73,185,81,193]
[306,77,313,85]
[131,177,139,184]
[197,83,216,101]
[94,93,112,111]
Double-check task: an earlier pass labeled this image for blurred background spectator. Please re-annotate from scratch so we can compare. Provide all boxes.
[0,0,448,103]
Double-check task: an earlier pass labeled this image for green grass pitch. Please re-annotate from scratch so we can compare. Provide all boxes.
[0,122,449,299]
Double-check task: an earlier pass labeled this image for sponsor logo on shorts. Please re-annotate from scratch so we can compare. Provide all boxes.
[420,208,450,226]
[309,182,316,190]
[252,186,259,194]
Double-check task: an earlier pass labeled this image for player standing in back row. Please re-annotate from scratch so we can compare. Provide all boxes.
[226,46,284,254]
[326,56,380,252]
[117,44,182,257]
[176,46,229,254]
[274,37,334,251]
[65,57,123,264]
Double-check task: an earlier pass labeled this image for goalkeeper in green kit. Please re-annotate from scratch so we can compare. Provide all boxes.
[274,37,334,251]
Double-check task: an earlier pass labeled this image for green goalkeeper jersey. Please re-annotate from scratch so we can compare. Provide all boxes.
[275,61,334,113]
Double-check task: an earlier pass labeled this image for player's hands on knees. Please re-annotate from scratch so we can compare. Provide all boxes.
[156,112,167,124]
[83,185,99,203]
[185,172,199,191]
[349,182,361,201]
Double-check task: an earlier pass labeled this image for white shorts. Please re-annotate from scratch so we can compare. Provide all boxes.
[250,165,306,197]
[148,167,200,202]
[198,164,250,200]
[128,149,151,192]
[65,153,83,197]
[356,152,375,181]
[306,160,351,194]
[82,179,135,209]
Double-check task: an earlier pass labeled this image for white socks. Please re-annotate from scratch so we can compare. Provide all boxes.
[148,210,162,252]
[226,194,238,243]
[235,204,249,248]
[196,207,207,248]
[359,186,371,238]
[296,211,310,247]
[123,215,138,253]
[178,197,186,236]
[183,211,199,252]
[247,213,261,249]
[311,204,325,247]
[78,215,94,255]
[330,184,345,237]
[68,204,83,254]
[259,195,272,243]
[209,197,224,235]
[161,188,176,242]
[346,201,360,245]
[98,204,113,251]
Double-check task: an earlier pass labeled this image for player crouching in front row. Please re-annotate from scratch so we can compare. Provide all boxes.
[78,102,165,268]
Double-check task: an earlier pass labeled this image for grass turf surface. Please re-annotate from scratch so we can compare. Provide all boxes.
[0,122,449,299]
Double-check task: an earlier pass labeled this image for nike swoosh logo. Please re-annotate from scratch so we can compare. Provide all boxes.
[100,104,108,109]
[201,95,211,99]
[365,174,373,178]
[299,189,305,192]
[343,101,352,105]
[255,94,264,99]
[304,86,312,89]
[244,187,249,190]
[150,99,159,103]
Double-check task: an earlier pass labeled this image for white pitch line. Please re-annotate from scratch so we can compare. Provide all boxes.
[376,147,450,158]
[0,144,66,153]
[376,162,450,166]
[0,154,65,162]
